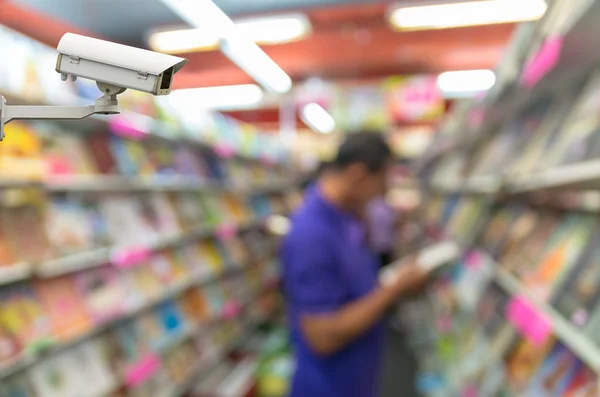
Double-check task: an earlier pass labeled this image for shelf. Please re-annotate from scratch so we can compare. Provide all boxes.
[36,247,111,278]
[154,297,279,397]
[0,262,33,286]
[3,216,269,283]
[41,175,288,194]
[0,263,274,380]
[493,267,600,373]
[430,175,501,195]
[507,159,600,193]
[428,159,600,197]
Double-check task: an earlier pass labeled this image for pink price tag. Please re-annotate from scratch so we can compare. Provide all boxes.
[221,301,242,320]
[216,224,237,240]
[467,108,485,129]
[461,385,478,397]
[435,315,453,333]
[108,116,148,140]
[521,36,563,88]
[111,246,152,269]
[506,295,552,346]
[215,143,236,158]
[124,354,161,387]
[464,250,483,270]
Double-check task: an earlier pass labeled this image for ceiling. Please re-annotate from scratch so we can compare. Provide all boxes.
[9,0,392,46]
[0,0,517,130]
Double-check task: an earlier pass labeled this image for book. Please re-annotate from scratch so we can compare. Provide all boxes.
[562,366,597,397]
[0,323,20,366]
[148,193,181,237]
[552,227,600,328]
[2,205,53,263]
[86,131,117,174]
[43,197,97,255]
[480,207,522,257]
[505,338,555,393]
[524,215,595,301]
[180,288,211,324]
[28,338,115,397]
[100,197,155,247]
[522,344,580,397]
[169,192,205,230]
[42,131,98,176]
[0,283,52,350]
[498,211,549,272]
[34,276,92,341]
[73,266,126,323]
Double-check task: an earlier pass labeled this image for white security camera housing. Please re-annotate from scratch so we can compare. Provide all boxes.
[56,33,187,96]
[0,33,188,141]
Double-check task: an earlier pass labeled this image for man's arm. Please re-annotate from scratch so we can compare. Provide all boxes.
[300,264,427,356]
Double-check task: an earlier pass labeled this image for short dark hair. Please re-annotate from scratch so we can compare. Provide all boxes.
[329,131,392,172]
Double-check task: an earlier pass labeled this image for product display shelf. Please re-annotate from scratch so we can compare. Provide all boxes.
[165,305,282,397]
[407,190,600,396]
[0,257,269,380]
[492,264,600,373]
[111,282,280,397]
[429,175,502,196]
[25,215,269,281]
[427,158,600,196]
[416,216,600,375]
[0,89,286,168]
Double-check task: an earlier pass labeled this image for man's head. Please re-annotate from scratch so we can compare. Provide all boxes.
[320,131,392,210]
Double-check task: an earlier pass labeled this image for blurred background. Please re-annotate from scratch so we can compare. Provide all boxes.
[1,0,599,396]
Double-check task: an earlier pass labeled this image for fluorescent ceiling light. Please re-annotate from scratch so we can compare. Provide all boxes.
[301,103,336,134]
[221,37,292,94]
[159,0,293,94]
[149,13,311,54]
[437,69,496,94]
[389,0,547,31]
[168,84,264,110]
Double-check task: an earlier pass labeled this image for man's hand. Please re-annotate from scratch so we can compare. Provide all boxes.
[388,262,429,296]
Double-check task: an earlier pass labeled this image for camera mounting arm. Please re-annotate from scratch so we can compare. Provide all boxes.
[0,83,124,141]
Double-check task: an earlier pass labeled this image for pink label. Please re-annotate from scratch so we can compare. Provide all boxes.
[46,157,76,175]
[216,224,237,240]
[221,300,242,320]
[464,250,482,270]
[506,296,552,346]
[467,108,485,129]
[214,143,236,158]
[461,385,478,397]
[108,116,148,140]
[521,36,563,88]
[259,155,273,166]
[124,354,161,387]
[111,246,152,269]
[435,315,453,333]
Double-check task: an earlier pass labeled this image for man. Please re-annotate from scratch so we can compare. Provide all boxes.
[281,132,427,397]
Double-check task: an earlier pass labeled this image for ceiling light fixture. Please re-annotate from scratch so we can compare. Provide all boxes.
[159,0,292,94]
[389,0,547,31]
[301,102,336,134]
[149,13,311,54]
[436,69,496,95]
[167,84,264,110]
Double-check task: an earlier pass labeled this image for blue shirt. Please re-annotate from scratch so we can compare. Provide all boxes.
[281,187,383,397]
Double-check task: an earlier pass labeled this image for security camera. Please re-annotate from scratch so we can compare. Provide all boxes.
[0,33,188,141]
[56,33,187,96]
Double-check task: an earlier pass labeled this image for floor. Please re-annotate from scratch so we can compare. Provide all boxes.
[379,325,421,397]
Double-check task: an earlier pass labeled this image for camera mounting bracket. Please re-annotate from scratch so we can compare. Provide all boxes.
[0,83,123,141]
